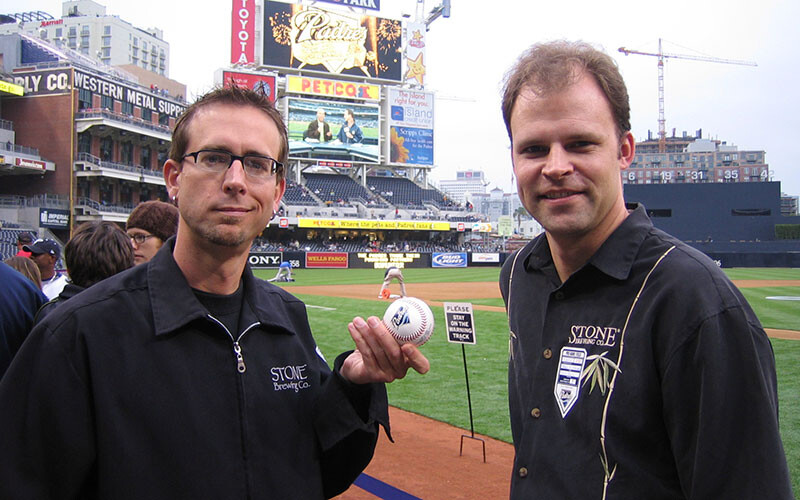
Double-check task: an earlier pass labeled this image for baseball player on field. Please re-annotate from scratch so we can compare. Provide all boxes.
[379,266,407,299]
[499,40,792,499]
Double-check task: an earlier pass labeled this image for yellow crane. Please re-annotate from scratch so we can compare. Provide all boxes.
[618,39,757,152]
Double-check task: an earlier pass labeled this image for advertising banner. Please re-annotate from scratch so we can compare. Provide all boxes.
[431,252,467,268]
[306,252,348,268]
[315,0,381,11]
[286,75,380,101]
[16,158,46,170]
[298,218,450,231]
[263,2,402,81]
[349,252,429,269]
[221,70,277,102]
[231,0,256,65]
[39,208,69,229]
[12,68,71,96]
[470,253,500,263]
[286,97,380,164]
[0,80,24,96]
[247,252,282,268]
[403,21,427,85]
[72,69,186,118]
[386,88,434,166]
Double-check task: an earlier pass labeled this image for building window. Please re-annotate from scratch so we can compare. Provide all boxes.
[101,136,114,162]
[141,146,152,169]
[78,88,92,110]
[104,25,111,35]
[120,141,133,165]
[158,112,170,127]
[68,27,76,37]
[78,132,91,154]
[121,101,133,116]
[133,37,139,47]
[141,107,152,122]
[55,27,62,38]
[101,95,114,110]
[81,25,90,34]
[81,35,89,47]
[102,35,111,46]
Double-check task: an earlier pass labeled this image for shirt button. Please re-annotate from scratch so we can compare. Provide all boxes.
[543,348,553,359]
[530,407,541,418]
[554,291,565,300]
[518,467,528,478]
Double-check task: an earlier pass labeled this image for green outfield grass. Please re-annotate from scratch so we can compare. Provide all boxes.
[268,266,799,493]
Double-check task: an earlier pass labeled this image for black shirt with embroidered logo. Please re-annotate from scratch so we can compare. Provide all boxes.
[500,204,793,499]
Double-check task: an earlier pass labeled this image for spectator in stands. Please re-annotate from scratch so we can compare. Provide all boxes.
[35,221,134,323]
[3,255,42,289]
[15,232,33,258]
[0,262,47,378]
[126,200,179,265]
[303,108,332,142]
[23,238,68,300]
[379,266,407,298]
[336,109,363,144]
[0,84,429,499]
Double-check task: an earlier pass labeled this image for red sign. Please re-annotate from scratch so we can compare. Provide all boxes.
[457,223,465,232]
[231,0,255,65]
[16,157,45,170]
[278,217,289,228]
[306,252,348,268]
[221,71,277,102]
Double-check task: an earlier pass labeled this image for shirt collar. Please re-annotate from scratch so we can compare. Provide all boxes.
[148,238,298,337]
[523,203,653,281]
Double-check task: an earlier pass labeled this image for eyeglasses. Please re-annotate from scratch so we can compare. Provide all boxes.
[182,149,284,180]
[128,233,158,245]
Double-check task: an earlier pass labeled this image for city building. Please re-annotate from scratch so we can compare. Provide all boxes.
[625,129,769,185]
[0,32,186,241]
[438,170,487,204]
[1,0,170,78]
[781,192,799,217]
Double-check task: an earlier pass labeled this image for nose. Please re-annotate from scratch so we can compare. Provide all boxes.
[223,158,248,193]
[541,145,573,179]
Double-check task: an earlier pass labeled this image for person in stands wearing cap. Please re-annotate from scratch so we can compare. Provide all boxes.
[24,238,68,300]
[125,200,179,265]
[35,221,134,323]
[15,232,33,258]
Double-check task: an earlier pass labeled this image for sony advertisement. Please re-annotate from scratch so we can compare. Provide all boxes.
[285,97,380,164]
[263,1,402,82]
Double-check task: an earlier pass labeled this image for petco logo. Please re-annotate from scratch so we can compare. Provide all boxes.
[432,253,467,268]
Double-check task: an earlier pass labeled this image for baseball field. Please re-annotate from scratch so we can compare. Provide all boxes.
[255,266,800,499]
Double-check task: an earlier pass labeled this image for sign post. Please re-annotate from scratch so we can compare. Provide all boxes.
[444,302,484,462]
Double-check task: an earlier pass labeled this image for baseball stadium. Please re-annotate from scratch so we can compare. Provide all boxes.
[1,1,799,498]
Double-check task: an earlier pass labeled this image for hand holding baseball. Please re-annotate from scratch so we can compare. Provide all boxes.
[342,316,430,385]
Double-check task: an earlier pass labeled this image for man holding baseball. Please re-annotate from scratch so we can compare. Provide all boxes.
[499,41,792,498]
[0,85,429,499]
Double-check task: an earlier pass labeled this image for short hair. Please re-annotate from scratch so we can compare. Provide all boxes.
[16,232,33,244]
[169,85,288,180]
[501,40,630,140]
[344,109,354,120]
[126,200,179,242]
[4,256,42,289]
[65,221,134,288]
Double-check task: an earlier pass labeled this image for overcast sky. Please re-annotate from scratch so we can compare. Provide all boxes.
[14,0,800,196]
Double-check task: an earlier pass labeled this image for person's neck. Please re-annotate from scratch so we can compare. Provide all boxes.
[172,234,250,295]
[547,206,630,284]
[41,269,56,281]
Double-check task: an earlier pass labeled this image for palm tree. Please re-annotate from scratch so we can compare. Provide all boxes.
[513,206,529,233]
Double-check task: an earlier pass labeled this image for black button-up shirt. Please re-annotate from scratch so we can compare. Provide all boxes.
[500,205,793,499]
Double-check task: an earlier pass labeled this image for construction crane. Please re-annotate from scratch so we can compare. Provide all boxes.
[618,39,757,152]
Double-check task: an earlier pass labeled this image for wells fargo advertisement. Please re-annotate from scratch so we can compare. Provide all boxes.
[305,252,348,268]
[263,1,402,81]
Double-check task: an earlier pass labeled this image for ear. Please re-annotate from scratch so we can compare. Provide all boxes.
[164,159,182,200]
[618,131,635,171]
[273,178,286,213]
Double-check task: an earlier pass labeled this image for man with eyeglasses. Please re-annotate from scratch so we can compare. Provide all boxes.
[126,199,179,265]
[0,85,430,499]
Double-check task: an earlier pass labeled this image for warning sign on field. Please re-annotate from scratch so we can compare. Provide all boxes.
[444,302,476,344]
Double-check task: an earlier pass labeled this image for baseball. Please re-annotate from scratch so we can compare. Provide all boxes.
[382,297,435,347]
